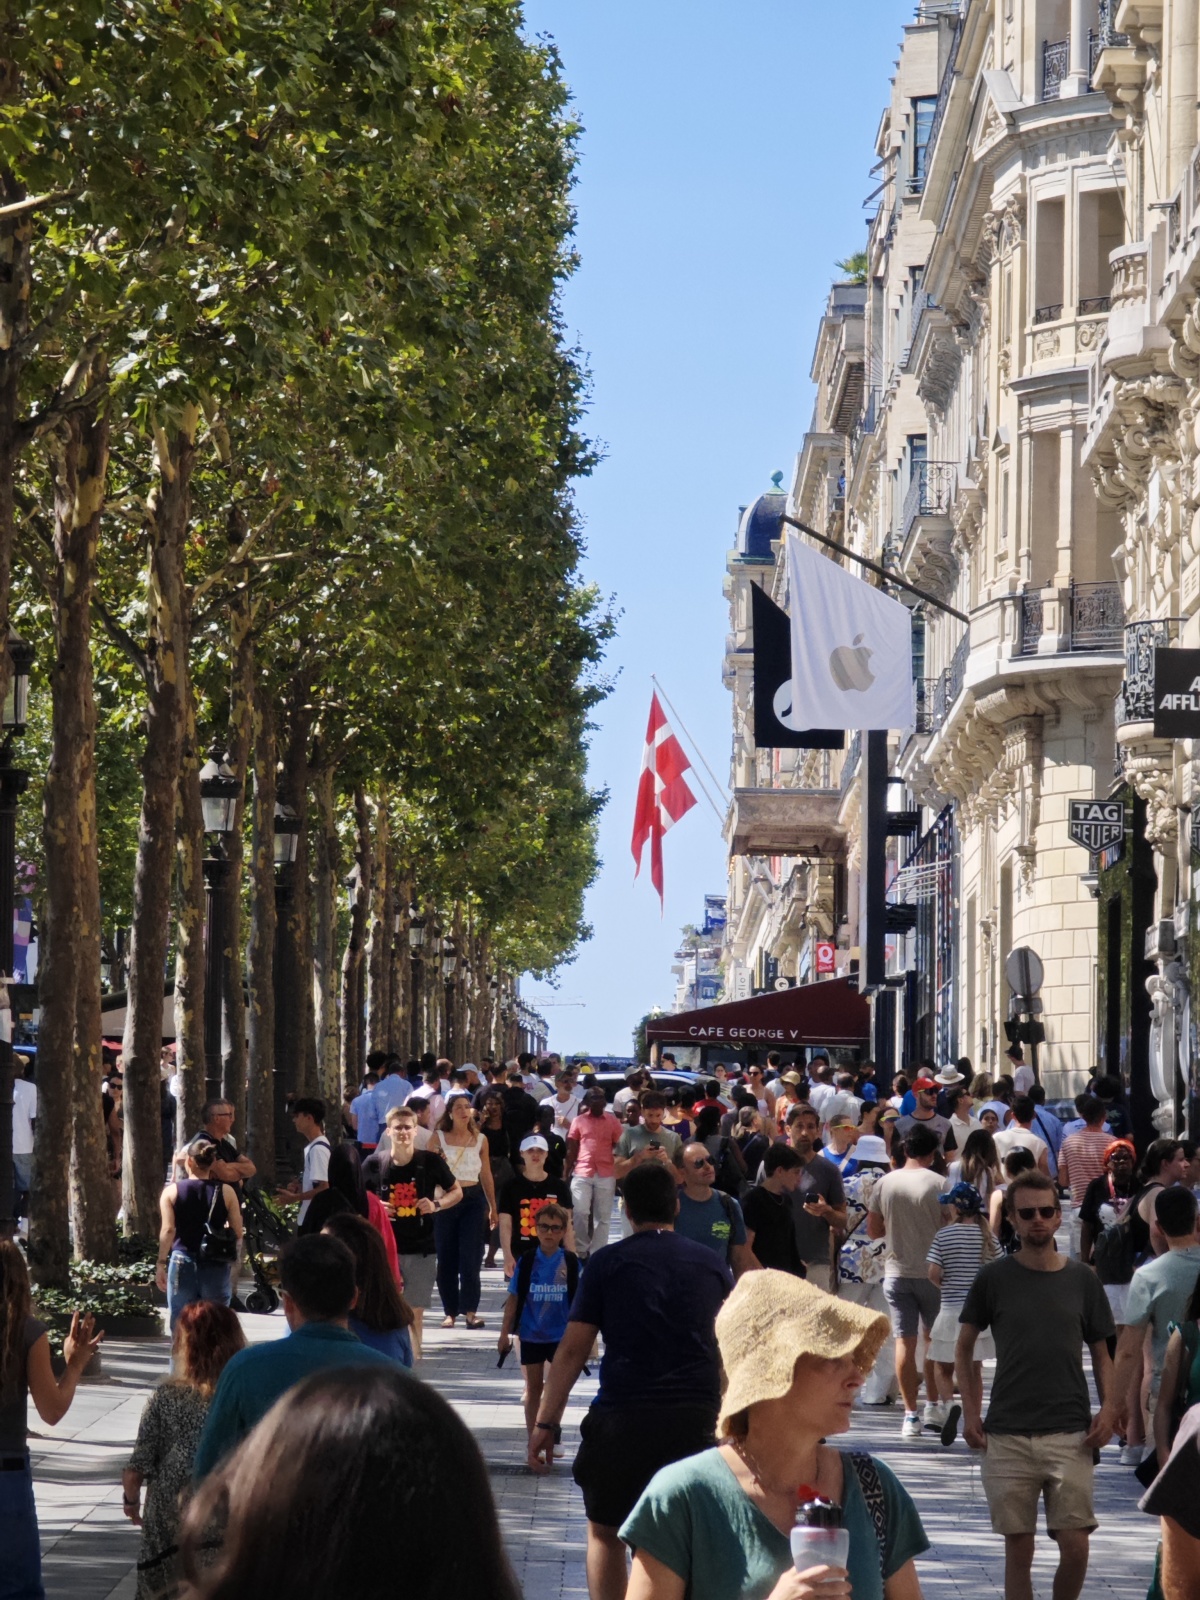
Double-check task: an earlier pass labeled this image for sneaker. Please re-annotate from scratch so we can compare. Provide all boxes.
[901,1412,924,1440]
[922,1402,947,1430]
[1119,1444,1146,1466]
[940,1403,962,1447]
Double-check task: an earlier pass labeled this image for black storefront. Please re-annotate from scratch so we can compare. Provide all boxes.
[1095,784,1156,1147]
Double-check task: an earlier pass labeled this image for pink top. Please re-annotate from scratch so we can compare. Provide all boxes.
[567,1111,623,1178]
[366,1190,402,1283]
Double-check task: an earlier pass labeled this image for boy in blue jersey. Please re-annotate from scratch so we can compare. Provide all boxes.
[498,1202,577,1441]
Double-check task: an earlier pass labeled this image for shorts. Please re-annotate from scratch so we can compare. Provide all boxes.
[883,1275,941,1340]
[519,1339,559,1368]
[929,1305,994,1364]
[573,1403,717,1529]
[398,1252,437,1309]
[980,1431,1096,1535]
[1104,1282,1130,1326]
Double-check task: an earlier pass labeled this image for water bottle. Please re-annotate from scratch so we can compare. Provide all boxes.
[790,1496,850,1575]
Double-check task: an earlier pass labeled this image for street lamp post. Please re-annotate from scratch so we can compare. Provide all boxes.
[441,938,457,1059]
[271,804,299,1161]
[0,634,31,1237]
[408,909,426,1058]
[199,745,239,1103]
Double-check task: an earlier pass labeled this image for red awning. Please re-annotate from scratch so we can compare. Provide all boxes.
[644,977,870,1048]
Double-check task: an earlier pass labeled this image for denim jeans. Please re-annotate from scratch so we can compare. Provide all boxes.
[166,1250,232,1331]
[434,1184,487,1318]
[0,1452,43,1599]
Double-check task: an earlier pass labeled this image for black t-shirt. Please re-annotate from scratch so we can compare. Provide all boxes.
[741,1185,806,1276]
[501,1087,540,1159]
[191,1131,245,1192]
[569,1229,731,1410]
[381,1153,456,1256]
[499,1175,573,1256]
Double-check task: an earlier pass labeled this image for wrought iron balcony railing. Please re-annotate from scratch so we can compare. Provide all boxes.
[1078,296,1111,317]
[901,461,955,541]
[930,632,970,731]
[1070,581,1124,650]
[1118,618,1182,724]
[1042,38,1069,100]
[1019,590,1044,656]
[1033,303,1063,325]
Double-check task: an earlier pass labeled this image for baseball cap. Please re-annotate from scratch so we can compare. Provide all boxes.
[860,1083,878,1102]
[781,1071,804,1086]
[913,1075,938,1091]
[519,1135,549,1153]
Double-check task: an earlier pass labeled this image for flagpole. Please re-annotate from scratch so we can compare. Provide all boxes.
[649,676,729,826]
[780,512,969,624]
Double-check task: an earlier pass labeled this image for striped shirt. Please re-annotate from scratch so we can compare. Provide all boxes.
[1059,1128,1115,1205]
[927,1222,991,1305]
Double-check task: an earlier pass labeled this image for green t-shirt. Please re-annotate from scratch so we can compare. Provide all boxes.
[614,1125,683,1163]
[620,1446,928,1600]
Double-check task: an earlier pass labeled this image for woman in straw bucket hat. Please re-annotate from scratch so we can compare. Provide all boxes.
[621,1271,929,1600]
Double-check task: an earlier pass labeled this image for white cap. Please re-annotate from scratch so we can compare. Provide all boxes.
[519,1135,549,1153]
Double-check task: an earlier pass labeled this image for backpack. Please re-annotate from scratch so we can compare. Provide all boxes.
[1092,1183,1147,1286]
[710,1137,744,1198]
[513,1248,580,1336]
[713,1190,742,1263]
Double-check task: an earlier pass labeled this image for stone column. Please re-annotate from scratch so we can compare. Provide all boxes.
[1062,0,1091,97]
[1055,424,1076,587]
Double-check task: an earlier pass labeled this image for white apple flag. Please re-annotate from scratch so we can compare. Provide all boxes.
[785,533,916,731]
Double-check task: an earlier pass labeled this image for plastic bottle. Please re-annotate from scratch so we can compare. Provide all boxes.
[790,1496,850,1575]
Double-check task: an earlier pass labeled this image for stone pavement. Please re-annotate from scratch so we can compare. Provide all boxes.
[33,1262,1161,1600]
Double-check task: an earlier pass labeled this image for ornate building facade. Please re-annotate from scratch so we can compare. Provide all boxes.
[723,0,1200,1133]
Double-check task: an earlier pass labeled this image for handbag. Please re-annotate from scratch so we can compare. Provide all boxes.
[198,1182,239,1265]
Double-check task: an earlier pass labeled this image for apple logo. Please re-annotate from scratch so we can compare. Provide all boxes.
[829,634,875,692]
[772,679,804,730]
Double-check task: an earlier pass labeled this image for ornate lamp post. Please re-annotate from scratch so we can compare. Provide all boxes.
[407,909,426,1057]
[0,633,32,1237]
[198,745,239,1101]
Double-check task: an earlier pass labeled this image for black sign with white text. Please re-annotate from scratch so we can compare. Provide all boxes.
[1153,648,1200,737]
[1068,800,1125,854]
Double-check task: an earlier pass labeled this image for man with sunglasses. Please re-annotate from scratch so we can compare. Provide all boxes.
[673,1141,759,1279]
[957,1169,1116,1600]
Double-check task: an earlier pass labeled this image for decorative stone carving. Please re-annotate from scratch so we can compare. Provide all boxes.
[1077,319,1103,351]
[1122,745,1177,844]
[975,99,1006,157]
[1034,329,1060,359]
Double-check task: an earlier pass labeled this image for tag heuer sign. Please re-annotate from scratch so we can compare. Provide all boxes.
[1153,648,1200,737]
[1068,800,1125,853]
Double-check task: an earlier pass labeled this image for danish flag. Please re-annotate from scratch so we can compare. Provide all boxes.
[631,691,696,906]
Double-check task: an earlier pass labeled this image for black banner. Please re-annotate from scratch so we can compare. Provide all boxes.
[751,583,843,751]
[1153,647,1200,738]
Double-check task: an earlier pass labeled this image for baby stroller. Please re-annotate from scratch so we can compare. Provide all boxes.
[238,1183,293,1313]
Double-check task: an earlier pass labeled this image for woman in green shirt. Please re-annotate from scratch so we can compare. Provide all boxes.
[621,1271,929,1600]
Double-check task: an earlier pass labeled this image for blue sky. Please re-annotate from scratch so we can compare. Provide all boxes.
[519,1,907,1054]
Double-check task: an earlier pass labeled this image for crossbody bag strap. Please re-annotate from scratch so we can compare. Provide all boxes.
[846,1450,888,1576]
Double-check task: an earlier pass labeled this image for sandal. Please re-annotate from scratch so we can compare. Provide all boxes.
[440,1315,456,1328]
[464,1315,486,1329]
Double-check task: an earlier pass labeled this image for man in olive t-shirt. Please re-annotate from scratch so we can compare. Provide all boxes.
[957,1171,1116,1600]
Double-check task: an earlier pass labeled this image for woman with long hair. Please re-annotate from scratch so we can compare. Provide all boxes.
[179,1367,521,1600]
[297,1140,400,1282]
[428,1092,497,1328]
[947,1129,1001,1201]
[322,1212,414,1367]
[157,1137,244,1331]
[122,1301,245,1599]
[731,1106,769,1174]
[926,1182,998,1445]
[0,1239,103,1595]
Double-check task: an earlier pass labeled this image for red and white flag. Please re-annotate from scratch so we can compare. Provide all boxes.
[631,691,696,906]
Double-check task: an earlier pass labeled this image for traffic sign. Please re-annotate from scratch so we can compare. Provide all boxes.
[1068,799,1124,854]
[1005,946,1044,998]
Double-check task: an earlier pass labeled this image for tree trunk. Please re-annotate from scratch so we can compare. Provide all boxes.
[389,866,409,1056]
[122,411,198,1238]
[220,597,253,1133]
[174,691,206,1140]
[32,390,108,1284]
[339,786,371,1100]
[246,684,276,1180]
[310,759,339,1104]
[365,796,389,1056]
[276,690,315,1102]
[71,639,117,1263]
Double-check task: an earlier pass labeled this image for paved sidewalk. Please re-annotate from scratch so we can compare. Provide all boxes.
[34,1261,1162,1600]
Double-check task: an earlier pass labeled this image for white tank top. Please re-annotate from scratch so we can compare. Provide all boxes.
[439,1133,484,1184]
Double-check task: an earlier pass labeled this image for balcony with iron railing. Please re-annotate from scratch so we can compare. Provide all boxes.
[929,632,970,733]
[839,732,861,800]
[1116,618,1184,726]
[1018,581,1124,656]
[1042,6,1127,101]
[901,461,955,542]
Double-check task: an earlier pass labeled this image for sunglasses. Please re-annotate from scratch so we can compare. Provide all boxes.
[688,1156,715,1169]
[1015,1205,1059,1221]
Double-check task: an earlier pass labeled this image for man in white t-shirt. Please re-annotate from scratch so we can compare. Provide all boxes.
[11,1058,35,1219]
[820,1072,862,1133]
[993,1095,1050,1173]
[274,1098,331,1224]
[1007,1047,1035,1096]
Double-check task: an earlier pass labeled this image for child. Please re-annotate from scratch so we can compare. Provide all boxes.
[497,1202,578,1441]
[927,1180,997,1446]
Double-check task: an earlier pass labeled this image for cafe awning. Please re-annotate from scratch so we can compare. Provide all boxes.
[645,976,870,1049]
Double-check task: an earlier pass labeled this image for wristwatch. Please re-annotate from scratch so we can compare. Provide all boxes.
[533,1422,562,1442]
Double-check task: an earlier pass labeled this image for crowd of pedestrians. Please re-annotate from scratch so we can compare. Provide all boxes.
[8,1047,1200,1600]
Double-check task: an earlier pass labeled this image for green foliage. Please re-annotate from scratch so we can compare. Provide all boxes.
[835,251,869,284]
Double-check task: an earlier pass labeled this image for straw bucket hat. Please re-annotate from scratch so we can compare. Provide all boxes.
[715,1270,890,1437]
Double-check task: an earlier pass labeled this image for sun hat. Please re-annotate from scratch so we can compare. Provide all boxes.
[715,1271,889,1437]
[940,1181,983,1215]
[933,1068,964,1086]
[853,1134,889,1165]
[519,1134,549,1153]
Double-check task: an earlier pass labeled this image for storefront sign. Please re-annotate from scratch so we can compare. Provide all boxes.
[1068,799,1125,854]
[815,940,836,974]
[1153,648,1200,737]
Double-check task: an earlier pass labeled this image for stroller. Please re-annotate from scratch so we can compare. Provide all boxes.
[238,1183,294,1313]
